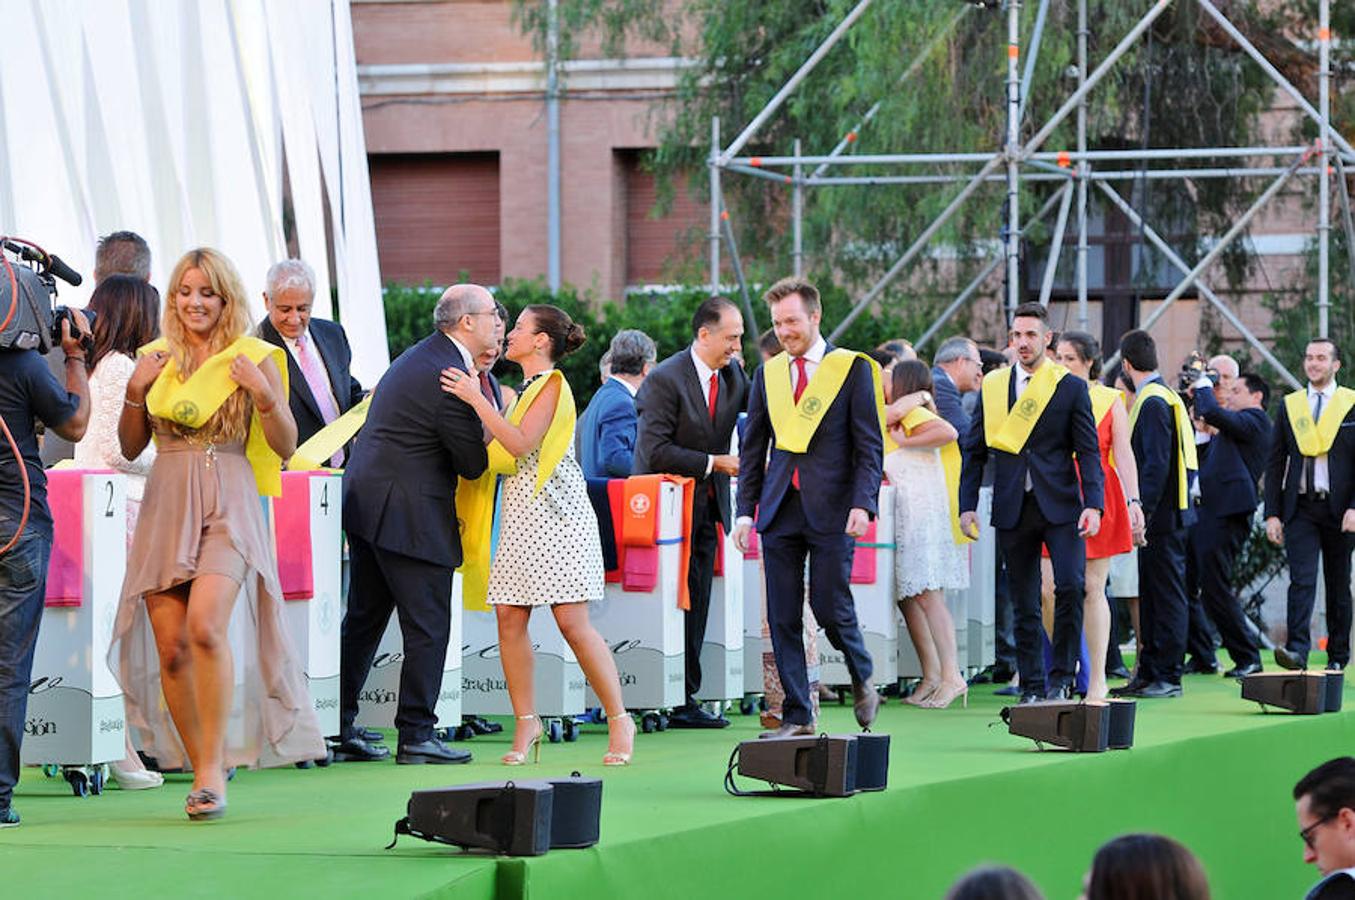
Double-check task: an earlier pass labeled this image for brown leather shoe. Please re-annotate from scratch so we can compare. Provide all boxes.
[758,723,815,739]
[852,682,881,729]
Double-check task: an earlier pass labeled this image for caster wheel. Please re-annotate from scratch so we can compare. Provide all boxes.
[656,713,670,732]
[315,748,334,767]
[641,713,659,734]
[42,764,60,779]
[90,767,106,795]
[453,723,476,742]
[295,759,316,770]
[65,769,90,797]
[758,696,768,713]
[586,707,606,725]
[547,719,564,743]
[836,688,847,705]
[226,767,237,782]
[739,697,755,716]
[562,719,579,743]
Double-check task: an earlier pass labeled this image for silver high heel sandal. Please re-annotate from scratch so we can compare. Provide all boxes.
[501,714,543,766]
[603,713,636,767]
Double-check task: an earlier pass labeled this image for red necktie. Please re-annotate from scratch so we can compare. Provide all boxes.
[791,356,808,489]
[707,372,719,422]
[479,370,496,408]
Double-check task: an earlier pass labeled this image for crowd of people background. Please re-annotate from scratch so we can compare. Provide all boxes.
[3,231,1355,896]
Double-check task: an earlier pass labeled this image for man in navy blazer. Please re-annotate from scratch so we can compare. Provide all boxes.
[1189,371,1272,677]
[931,335,982,441]
[576,329,655,479]
[337,285,491,766]
[1117,329,1196,698]
[960,302,1103,703]
[1265,338,1355,671]
[256,259,365,465]
[733,277,882,735]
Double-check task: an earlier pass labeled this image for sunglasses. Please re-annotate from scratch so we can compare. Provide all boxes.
[1301,815,1336,850]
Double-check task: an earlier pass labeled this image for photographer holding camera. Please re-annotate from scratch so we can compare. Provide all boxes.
[0,290,91,828]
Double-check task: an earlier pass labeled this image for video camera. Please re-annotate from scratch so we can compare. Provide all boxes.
[1176,350,1219,409]
[0,238,90,355]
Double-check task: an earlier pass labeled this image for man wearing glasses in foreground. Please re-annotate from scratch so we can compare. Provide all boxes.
[1295,757,1355,898]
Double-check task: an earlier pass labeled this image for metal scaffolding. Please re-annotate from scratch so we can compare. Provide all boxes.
[709,0,1350,385]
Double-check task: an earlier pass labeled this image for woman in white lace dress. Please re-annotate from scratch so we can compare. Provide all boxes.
[71,275,164,789]
[886,360,970,709]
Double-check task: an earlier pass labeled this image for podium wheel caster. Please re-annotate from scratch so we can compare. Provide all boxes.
[641,713,659,734]
[739,697,755,716]
[226,767,237,782]
[42,765,60,779]
[89,766,106,795]
[547,719,564,743]
[315,748,334,767]
[656,713,670,731]
[453,723,476,742]
[65,769,90,797]
[758,696,768,713]
[295,759,316,770]
[562,719,579,742]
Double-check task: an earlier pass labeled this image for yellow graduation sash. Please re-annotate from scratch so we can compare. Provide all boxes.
[458,370,575,611]
[1129,381,1199,510]
[1088,382,1123,469]
[141,336,288,496]
[899,406,972,545]
[1285,386,1355,457]
[980,362,1068,453]
[287,396,371,471]
[765,349,887,454]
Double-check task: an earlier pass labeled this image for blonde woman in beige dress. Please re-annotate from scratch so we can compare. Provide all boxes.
[114,248,324,821]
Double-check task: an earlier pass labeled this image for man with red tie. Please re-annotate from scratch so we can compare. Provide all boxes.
[634,297,748,728]
[257,259,365,465]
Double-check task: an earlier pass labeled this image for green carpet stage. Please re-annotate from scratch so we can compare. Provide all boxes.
[5,666,1351,899]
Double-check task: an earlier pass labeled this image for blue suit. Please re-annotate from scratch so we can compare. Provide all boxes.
[577,378,638,479]
[736,345,882,726]
[931,366,971,444]
[1191,385,1271,669]
[959,365,1104,696]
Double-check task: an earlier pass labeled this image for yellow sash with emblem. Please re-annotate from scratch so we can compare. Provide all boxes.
[765,349,887,454]
[898,406,972,545]
[1284,387,1355,457]
[1129,381,1199,510]
[980,362,1068,453]
[141,336,288,496]
[458,370,575,611]
[1088,382,1123,469]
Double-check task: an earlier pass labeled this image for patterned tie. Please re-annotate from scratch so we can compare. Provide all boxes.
[296,332,343,467]
[707,372,719,422]
[791,356,808,489]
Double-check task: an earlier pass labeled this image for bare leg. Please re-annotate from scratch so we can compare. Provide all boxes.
[899,597,941,704]
[495,605,539,755]
[915,590,967,709]
[1127,597,1141,676]
[1084,558,1112,701]
[552,602,633,758]
[1039,557,1055,637]
[183,573,240,798]
[145,588,202,772]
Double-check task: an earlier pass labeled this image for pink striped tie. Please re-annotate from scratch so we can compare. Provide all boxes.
[296,332,344,467]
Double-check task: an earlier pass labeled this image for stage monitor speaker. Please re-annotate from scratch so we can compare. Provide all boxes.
[733,735,859,797]
[1105,699,1136,750]
[400,780,554,856]
[546,774,603,849]
[1240,672,1327,714]
[1001,701,1109,752]
[1325,672,1344,714]
[853,733,890,792]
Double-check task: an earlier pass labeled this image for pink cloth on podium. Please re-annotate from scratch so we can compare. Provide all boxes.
[44,469,84,607]
[849,520,878,585]
[274,471,314,600]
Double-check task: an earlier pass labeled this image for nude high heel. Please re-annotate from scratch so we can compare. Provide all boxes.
[501,714,543,766]
[603,713,636,767]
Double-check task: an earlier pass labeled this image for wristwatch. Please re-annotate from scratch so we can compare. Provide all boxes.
[1127,498,1143,507]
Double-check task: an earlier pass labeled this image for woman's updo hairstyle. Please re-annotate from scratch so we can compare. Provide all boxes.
[1058,330,1103,381]
[527,304,586,361]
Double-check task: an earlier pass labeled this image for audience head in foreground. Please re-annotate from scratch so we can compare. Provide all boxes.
[1083,833,1209,900]
[946,865,1045,900]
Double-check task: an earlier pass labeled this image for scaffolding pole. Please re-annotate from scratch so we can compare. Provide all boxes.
[1076,0,1089,330]
[1006,0,1022,315]
[1103,148,1312,372]
[1038,181,1075,307]
[792,138,803,276]
[1018,0,1050,123]
[1096,181,1300,388]
[1318,0,1331,337]
[1336,155,1355,284]
[545,0,561,291]
[734,145,1322,168]
[709,116,720,293]
[803,166,1326,187]
[718,197,758,333]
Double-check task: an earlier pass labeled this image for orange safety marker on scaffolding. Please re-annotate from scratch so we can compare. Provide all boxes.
[749,157,762,167]
[1057,151,1072,169]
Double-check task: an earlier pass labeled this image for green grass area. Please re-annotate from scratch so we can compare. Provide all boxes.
[3,664,1348,899]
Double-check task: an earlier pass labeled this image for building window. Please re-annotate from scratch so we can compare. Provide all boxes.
[617,149,706,286]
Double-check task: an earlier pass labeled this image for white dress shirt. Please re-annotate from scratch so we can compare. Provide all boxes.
[283,328,341,410]
[690,347,721,477]
[445,333,477,372]
[1310,380,1336,493]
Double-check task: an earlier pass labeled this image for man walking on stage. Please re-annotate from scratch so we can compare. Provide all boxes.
[1115,329,1198,698]
[634,297,748,728]
[733,277,882,736]
[959,302,1103,704]
[1266,338,1355,672]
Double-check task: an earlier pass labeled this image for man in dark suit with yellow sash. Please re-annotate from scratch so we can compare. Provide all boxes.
[1264,338,1355,672]
[733,277,883,737]
[959,302,1104,703]
[1116,329,1198,698]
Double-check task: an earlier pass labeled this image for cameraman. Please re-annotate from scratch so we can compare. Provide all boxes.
[0,310,91,828]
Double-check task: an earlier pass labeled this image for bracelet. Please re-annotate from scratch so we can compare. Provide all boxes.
[257,403,276,417]
[64,354,86,364]
[123,397,145,409]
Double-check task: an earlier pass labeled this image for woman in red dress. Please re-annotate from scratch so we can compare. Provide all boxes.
[1041,332,1145,700]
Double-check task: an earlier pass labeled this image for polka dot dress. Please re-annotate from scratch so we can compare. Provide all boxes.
[487,377,606,606]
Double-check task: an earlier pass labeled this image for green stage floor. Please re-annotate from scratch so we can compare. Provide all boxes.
[4,664,1350,899]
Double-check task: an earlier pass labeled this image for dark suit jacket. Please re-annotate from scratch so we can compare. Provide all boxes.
[960,365,1104,530]
[931,365,971,444]
[1264,386,1355,522]
[736,346,883,534]
[576,378,638,479]
[341,332,488,568]
[1131,375,1197,535]
[634,348,749,530]
[257,317,365,446]
[1192,385,1272,519]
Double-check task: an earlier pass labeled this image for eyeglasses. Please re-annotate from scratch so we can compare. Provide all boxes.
[1301,815,1336,850]
[466,309,499,318]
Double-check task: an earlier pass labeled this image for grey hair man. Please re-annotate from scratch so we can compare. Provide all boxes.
[576,329,656,479]
[94,230,151,284]
[932,336,982,441]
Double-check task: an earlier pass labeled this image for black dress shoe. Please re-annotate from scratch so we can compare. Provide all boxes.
[1275,646,1305,670]
[396,738,472,765]
[1184,658,1220,675]
[1327,662,1346,672]
[332,736,390,762]
[1109,679,1146,698]
[1133,681,1182,699]
[1018,691,1044,705]
[668,705,731,729]
[1224,662,1263,678]
[1045,684,1072,701]
[1106,665,1133,681]
[994,684,1021,697]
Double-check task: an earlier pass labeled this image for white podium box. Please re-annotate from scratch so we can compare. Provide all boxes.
[274,472,342,737]
[356,573,463,730]
[820,484,898,688]
[22,472,127,770]
[696,489,744,703]
[587,481,686,712]
[966,485,997,670]
[462,600,585,718]
[742,547,765,696]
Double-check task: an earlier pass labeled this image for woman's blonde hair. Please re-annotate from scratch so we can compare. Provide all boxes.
[162,247,255,442]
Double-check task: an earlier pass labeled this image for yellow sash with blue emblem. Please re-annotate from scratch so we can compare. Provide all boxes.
[980,362,1067,454]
